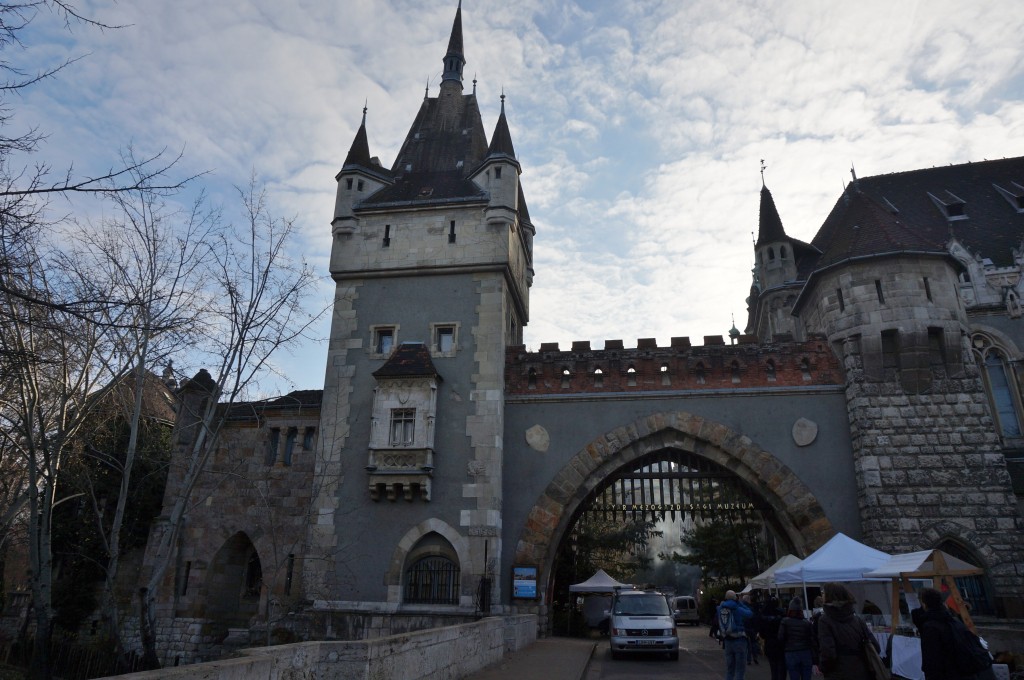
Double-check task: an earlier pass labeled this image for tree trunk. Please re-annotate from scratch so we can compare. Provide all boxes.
[28,606,52,680]
[138,587,161,670]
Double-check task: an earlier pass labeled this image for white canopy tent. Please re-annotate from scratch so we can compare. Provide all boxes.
[569,569,633,629]
[774,533,892,616]
[569,569,632,592]
[775,533,891,585]
[748,554,803,590]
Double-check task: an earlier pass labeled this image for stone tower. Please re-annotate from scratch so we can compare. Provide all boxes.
[746,182,816,342]
[306,2,534,610]
[791,175,1024,616]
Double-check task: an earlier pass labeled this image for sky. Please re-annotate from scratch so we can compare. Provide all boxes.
[17,0,1024,395]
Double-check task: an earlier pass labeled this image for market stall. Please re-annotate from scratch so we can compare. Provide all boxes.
[747,554,802,592]
[774,533,892,614]
[861,549,985,680]
[569,569,632,630]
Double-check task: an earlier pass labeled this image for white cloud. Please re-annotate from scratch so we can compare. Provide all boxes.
[13,0,1024,388]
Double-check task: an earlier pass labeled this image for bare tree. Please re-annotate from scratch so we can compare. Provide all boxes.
[51,169,217,670]
[137,177,322,668]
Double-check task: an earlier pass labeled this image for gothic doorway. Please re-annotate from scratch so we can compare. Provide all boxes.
[205,532,263,627]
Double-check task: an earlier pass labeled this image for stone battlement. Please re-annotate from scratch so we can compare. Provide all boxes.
[505,336,844,394]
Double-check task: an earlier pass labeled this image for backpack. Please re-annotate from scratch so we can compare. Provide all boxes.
[717,605,743,639]
[948,618,992,676]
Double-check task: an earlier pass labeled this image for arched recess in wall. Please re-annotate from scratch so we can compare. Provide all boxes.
[204,531,262,627]
[513,411,834,602]
[921,521,998,616]
[385,519,470,605]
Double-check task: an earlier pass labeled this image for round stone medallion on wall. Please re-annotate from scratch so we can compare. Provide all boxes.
[525,424,550,452]
[792,417,818,447]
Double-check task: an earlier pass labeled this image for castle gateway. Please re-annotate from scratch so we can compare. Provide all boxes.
[143,3,1024,662]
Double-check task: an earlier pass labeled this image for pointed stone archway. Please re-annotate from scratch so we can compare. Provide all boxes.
[514,411,835,593]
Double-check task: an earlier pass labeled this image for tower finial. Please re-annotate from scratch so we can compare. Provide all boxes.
[441,1,466,88]
[473,73,477,95]
[362,100,367,126]
[760,158,767,186]
[500,88,506,113]
[425,77,429,100]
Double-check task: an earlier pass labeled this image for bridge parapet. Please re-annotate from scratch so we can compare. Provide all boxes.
[505,335,843,394]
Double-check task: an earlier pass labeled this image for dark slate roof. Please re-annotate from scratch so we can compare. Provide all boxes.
[756,185,787,245]
[486,103,516,159]
[372,342,442,379]
[811,157,1024,267]
[518,183,532,227]
[359,95,489,206]
[446,3,464,58]
[343,120,372,168]
[224,389,324,421]
[809,189,948,270]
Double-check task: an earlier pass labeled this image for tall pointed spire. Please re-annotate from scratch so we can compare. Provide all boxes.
[755,183,787,246]
[343,105,372,168]
[487,93,516,159]
[441,1,466,88]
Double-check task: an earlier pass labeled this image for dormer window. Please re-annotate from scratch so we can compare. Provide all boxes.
[993,182,1024,213]
[927,190,968,221]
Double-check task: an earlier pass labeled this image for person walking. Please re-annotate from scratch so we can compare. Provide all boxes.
[746,595,762,665]
[761,596,787,680]
[717,590,754,680]
[778,597,817,680]
[911,587,991,680]
[817,582,880,680]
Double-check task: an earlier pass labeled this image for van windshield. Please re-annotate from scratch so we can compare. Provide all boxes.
[613,594,670,616]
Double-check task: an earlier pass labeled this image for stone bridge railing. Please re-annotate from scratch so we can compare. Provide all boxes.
[102,614,537,680]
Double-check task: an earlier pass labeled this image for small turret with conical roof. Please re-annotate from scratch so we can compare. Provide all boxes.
[471,94,521,229]
[332,106,393,235]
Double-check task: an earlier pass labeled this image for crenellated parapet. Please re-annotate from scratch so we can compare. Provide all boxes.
[505,335,843,395]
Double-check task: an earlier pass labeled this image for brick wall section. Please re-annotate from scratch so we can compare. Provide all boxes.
[505,336,843,394]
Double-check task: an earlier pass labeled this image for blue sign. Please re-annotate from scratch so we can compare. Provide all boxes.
[512,565,538,599]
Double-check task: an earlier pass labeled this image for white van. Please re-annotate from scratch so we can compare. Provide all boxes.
[607,589,679,660]
[672,595,700,626]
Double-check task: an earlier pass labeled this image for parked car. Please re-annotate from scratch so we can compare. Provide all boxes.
[672,595,700,626]
[607,589,679,660]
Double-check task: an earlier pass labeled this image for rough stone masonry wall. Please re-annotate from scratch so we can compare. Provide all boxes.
[847,375,1024,614]
[101,614,538,680]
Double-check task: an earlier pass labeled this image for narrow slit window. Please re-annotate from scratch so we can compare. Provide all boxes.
[346,178,353,190]
[923,277,932,302]
[448,220,456,243]
[766,360,776,382]
[383,224,391,248]
[303,427,315,450]
[266,427,280,465]
[875,280,885,304]
[731,361,741,384]
[837,288,845,312]
[285,554,295,596]
[561,367,571,389]
[283,427,297,466]
[494,167,502,179]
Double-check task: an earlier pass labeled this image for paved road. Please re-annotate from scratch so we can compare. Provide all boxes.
[585,625,774,680]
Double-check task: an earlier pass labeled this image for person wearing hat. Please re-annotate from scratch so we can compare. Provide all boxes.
[778,596,818,680]
[717,590,754,680]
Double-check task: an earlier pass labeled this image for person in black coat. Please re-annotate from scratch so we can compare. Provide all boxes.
[911,587,987,680]
[760,597,787,680]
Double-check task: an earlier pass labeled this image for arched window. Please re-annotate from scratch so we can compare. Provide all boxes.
[768,247,775,261]
[972,333,1023,438]
[405,556,460,604]
[403,533,461,605]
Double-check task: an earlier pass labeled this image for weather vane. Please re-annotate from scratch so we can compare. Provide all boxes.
[760,159,767,184]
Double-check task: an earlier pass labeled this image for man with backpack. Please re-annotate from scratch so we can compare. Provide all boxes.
[717,590,754,680]
[911,587,993,680]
